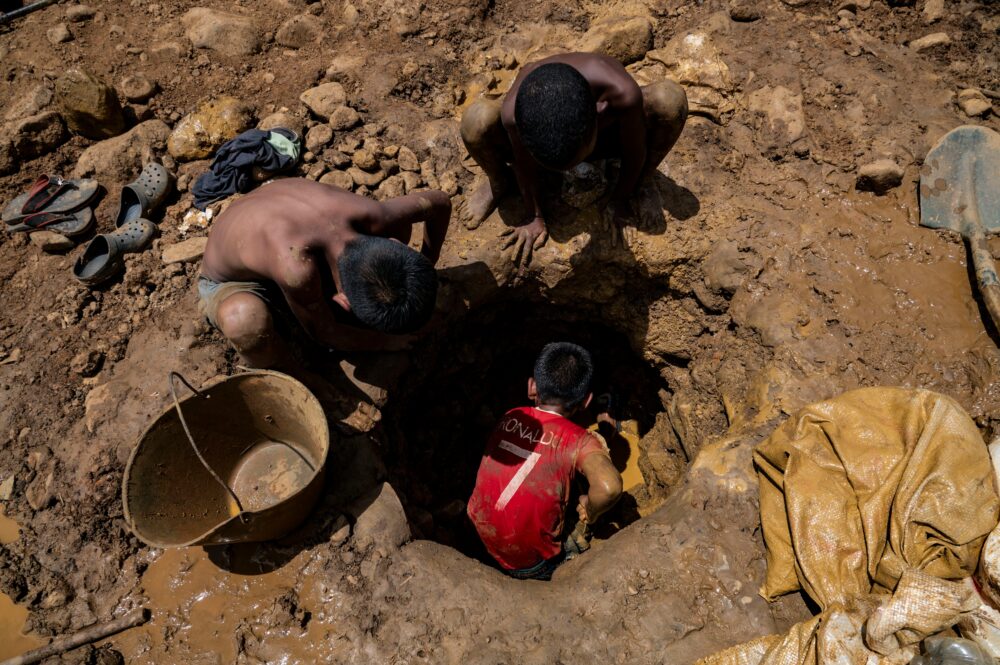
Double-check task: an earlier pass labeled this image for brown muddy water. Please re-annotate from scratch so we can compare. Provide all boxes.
[0,507,44,660]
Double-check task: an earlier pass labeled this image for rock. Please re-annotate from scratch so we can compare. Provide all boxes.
[329,515,351,546]
[275,14,322,48]
[162,237,208,264]
[329,105,360,130]
[439,170,459,196]
[958,89,992,117]
[4,84,54,123]
[47,23,72,44]
[325,55,364,81]
[10,112,67,160]
[352,148,377,171]
[181,7,262,57]
[25,471,55,511]
[399,170,421,193]
[348,482,410,553]
[375,174,405,199]
[70,350,104,377]
[29,230,74,253]
[644,32,734,122]
[909,32,950,51]
[922,0,945,22]
[576,15,653,65]
[119,74,157,103]
[323,149,350,168]
[747,85,806,150]
[319,169,354,189]
[65,4,95,21]
[397,146,420,172]
[0,475,14,501]
[348,166,385,188]
[729,0,762,21]
[259,111,304,136]
[55,69,125,140]
[149,41,186,60]
[299,82,347,121]
[73,119,171,178]
[167,97,255,161]
[305,124,333,152]
[856,159,904,194]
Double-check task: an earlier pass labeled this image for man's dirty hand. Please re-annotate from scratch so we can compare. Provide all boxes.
[500,216,548,276]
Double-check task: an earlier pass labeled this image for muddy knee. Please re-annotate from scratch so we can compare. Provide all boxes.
[460,98,504,150]
[643,80,689,130]
[215,292,275,356]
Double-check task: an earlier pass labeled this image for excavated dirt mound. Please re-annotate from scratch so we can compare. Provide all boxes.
[1,0,1000,662]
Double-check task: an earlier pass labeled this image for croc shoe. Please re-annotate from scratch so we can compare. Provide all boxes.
[115,162,174,227]
[73,218,157,286]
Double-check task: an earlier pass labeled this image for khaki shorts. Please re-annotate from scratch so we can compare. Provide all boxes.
[197,275,272,328]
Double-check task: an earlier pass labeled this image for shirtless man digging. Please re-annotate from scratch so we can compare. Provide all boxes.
[461,52,688,268]
[199,178,451,369]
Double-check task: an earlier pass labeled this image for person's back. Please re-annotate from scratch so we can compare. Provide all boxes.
[467,342,623,580]
[468,405,602,570]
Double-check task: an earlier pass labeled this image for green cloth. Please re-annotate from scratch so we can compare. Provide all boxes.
[267,131,300,162]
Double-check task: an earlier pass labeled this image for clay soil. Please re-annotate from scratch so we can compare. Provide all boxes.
[1,0,1000,663]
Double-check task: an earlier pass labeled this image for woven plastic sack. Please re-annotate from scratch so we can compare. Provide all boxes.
[696,388,1000,665]
[754,388,999,607]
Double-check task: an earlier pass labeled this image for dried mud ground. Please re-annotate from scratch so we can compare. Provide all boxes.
[1,0,1000,663]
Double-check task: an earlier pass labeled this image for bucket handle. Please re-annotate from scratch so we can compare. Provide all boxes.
[168,371,248,520]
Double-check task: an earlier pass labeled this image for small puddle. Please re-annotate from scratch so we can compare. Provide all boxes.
[0,507,19,544]
[0,507,44,660]
[112,542,348,663]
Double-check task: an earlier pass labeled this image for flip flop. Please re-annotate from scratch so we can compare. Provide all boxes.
[115,163,174,227]
[73,218,157,286]
[2,176,99,224]
[5,207,94,238]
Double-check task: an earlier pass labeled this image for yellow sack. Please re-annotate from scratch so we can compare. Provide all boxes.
[755,387,999,608]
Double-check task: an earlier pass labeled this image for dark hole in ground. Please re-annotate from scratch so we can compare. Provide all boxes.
[381,300,672,560]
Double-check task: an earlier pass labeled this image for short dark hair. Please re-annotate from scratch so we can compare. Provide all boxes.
[339,236,438,333]
[533,342,593,409]
[514,63,597,170]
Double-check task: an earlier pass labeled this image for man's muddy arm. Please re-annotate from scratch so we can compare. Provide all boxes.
[578,450,623,523]
[611,98,647,203]
[375,190,452,265]
[506,130,546,228]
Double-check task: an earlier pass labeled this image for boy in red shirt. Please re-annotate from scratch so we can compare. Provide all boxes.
[467,342,623,580]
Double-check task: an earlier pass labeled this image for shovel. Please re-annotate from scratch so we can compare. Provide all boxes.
[919,125,1000,330]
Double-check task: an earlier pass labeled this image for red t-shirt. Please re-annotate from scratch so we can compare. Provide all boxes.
[467,406,608,570]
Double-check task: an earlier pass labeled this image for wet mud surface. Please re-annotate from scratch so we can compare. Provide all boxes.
[0,0,999,662]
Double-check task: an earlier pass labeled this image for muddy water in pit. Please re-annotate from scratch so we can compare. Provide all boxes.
[0,508,44,660]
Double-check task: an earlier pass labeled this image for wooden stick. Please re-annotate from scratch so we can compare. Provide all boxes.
[0,608,150,665]
[0,0,59,24]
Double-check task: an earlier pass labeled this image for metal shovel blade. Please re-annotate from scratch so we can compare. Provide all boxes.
[919,125,1000,332]
[919,125,1000,235]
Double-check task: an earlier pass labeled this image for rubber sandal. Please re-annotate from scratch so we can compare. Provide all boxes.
[6,207,94,238]
[2,177,100,224]
[115,163,174,227]
[73,218,157,286]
